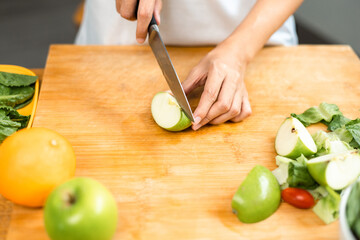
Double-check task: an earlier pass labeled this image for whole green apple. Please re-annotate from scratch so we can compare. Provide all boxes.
[231,165,281,223]
[44,177,118,240]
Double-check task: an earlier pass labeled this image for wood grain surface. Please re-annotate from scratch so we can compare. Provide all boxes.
[3,45,360,240]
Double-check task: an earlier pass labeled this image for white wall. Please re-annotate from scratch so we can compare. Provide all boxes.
[295,0,360,54]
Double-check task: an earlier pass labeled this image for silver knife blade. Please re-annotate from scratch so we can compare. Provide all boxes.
[148,25,195,122]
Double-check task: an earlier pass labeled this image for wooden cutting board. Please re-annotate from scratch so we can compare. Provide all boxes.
[4,45,360,240]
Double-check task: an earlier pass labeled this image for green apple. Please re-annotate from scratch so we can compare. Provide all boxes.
[151,91,192,131]
[44,177,118,240]
[231,165,281,223]
[307,150,360,190]
[275,117,317,159]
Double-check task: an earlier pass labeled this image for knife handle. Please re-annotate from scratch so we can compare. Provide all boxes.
[135,0,158,29]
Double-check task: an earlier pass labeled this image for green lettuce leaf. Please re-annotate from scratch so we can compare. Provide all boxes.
[313,186,340,224]
[312,130,353,157]
[291,103,342,127]
[0,84,35,108]
[0,71,37,87]
[345,119,360,148]
[327,114,351,131]
[272,156,295,189]
[334,127,354,143]
[287,155,319,190]
[0,105,29,143]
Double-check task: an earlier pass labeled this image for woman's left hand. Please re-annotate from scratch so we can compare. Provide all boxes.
[182,41,252,131]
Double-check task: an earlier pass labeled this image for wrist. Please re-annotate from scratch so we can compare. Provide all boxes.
[217,36,253,66]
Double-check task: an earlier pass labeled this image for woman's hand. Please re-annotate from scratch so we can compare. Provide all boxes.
[182,41,252,131]
[115,0,162,43]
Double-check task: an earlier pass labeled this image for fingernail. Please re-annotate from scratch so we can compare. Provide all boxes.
[192,124,201,131]
[194,117,201,124]
[136,38,145,44]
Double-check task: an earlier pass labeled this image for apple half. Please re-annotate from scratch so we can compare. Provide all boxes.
[275,117,317,159]
[307,150,360,190]
[151,91,192,131]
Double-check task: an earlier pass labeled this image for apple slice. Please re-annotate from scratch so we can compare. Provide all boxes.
[275,117,317,159]
[151,91,192,131]
[307,150,360,190]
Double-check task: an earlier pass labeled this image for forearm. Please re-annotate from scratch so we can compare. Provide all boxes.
[221,0,303,63]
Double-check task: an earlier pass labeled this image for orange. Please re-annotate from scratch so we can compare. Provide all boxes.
[0,128,76,207]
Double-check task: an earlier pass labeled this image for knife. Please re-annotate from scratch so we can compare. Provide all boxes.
[136,12,194,122]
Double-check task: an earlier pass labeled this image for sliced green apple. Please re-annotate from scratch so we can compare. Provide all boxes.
[307,150,360,190]
[232,165,281,223]
[275,117,317,159]
[151,91,192,131]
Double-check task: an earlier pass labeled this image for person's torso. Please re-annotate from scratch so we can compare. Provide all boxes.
[75,0,298,46]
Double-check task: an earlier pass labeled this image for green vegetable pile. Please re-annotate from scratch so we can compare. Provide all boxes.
[347,181,360,239]
[291,102,360,149]
[273,102,360,224]
[0,71,37,143]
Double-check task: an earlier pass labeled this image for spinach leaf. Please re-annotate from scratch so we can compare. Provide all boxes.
[0,84,34,108]
[0,71,37,87]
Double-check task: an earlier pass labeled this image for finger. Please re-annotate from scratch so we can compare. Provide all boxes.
[182,67,206,95]
[119,0,137,20]
[209,88,242,125]
[136,0,155,43]
[116,0,121,13]
[231,92,252,122]
[154,0,162,24]
[192,64,225,124]
[192,73,238,129]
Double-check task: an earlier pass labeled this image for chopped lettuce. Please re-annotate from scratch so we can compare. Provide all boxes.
[308,186,328,200]
[313,186,341,224]
[292,103,360,150]
[272,156,295,188]
[312,130,352,156]
[346,119,360,148]
[287,157,319,190]
[272,154,319,190]
[347,181,360,238]
[291,103,342,127]
[327,114,351,131]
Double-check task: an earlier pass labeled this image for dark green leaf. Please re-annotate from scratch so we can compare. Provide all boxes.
[0,71,37,87]
[345,119,360,148]
[14,97,33,110]
[0,84,34,108]
[0,105,29,143]
[287,161,319,190]
[327,114,351,131]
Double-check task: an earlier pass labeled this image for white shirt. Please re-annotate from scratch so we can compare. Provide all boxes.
[75,0,298,46]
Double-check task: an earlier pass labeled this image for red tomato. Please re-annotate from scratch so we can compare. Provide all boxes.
[281,188,315,209]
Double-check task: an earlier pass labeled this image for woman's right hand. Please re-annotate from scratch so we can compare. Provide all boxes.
[115,0,162,44]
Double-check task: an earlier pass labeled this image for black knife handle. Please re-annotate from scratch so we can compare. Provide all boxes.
[135,0,157,29]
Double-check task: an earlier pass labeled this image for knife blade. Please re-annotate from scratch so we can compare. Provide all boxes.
[147,17,195,122]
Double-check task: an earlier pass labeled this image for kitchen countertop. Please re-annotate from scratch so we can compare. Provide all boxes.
[1,45,360,240]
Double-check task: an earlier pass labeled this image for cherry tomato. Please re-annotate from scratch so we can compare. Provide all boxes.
[281,187,315,209]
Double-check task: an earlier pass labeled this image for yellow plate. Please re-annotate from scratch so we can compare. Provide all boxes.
[0,64,39,128]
